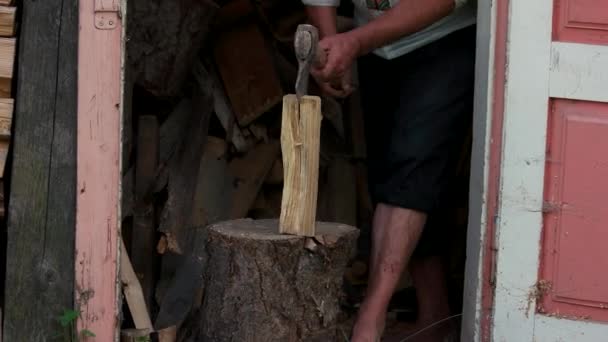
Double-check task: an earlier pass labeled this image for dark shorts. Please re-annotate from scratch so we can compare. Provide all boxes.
[358,26,476,256]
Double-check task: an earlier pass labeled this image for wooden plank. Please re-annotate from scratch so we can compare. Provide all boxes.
[0,98,12,177]
[0,38,15,97]
[132,115,159,312]
[158,78,213,254]
[190,136,231,226]
[0,1,13,7]
[0,7,16,37]
[213,21,283,126]
[279,95,322,236]
[0,98,13,138]
[120,239,154,330]
[3,0,77,339]
[75,0,123,339]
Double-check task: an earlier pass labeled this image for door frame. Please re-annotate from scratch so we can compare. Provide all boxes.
[75,0,125,340]
[462,0,509,340]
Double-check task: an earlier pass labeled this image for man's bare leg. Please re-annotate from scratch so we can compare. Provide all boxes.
[351,203,427,342]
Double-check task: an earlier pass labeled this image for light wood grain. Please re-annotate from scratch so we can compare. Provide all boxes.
[0,1,13,6]
[120,239,154,330]
[0,7,16,37]
[0,98,13,138]
[280,95,322,237]
[0,38,15,97]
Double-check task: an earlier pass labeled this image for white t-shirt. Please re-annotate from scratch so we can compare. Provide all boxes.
[301,0,477,59]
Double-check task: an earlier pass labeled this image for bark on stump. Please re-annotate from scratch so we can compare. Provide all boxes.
[199,219,358,341]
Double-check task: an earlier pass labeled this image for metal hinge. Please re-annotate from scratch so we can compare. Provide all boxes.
[95,0,120,30]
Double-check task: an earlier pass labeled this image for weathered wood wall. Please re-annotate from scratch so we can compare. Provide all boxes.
[3,0,77,339]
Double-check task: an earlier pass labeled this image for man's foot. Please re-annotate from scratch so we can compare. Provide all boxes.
[350,310,386,342]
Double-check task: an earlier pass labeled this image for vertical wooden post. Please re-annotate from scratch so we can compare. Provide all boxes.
[75,0,123,340]
[3,0,77,339]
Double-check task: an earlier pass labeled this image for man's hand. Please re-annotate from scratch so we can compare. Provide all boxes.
[311,32,360,98]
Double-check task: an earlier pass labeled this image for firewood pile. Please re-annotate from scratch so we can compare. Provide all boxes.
[0,0,16,218]
[120,0,373,339]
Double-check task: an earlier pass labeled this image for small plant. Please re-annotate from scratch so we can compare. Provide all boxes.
[58,308,96,342]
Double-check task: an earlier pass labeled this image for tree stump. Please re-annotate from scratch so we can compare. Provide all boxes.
[199,219,358,341]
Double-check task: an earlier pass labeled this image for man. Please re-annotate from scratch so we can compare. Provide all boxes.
[301,0,477,341]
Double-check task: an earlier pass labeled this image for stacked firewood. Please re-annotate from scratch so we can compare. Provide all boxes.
[0,1,16,218]
[120,0,372,340]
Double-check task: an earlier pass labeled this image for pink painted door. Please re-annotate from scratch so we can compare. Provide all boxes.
[489,0,608,340]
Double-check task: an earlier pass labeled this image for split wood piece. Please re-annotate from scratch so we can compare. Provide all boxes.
[280,95,322,236]
[0,98,13,137]
[132,115,160,312]
[0,38,14,98]
[0,1,12,6]
[158,79,213,254]
[0,7,15,37]
[158,326,177,342]
[120,328,152,342]
[120,238,154,331]
[190,136,232,227]
[228,141,280,218]
[213,21,283,126]
[197,219,359,342]
[208,66,251,153]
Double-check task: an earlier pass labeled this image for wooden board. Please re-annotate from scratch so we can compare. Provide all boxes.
[0,38,14,97]
[75,0,123,339]
[0,98,13,177]
[279,95,322,236]
[0,1,13,6]
[3,0,77,338]
[213,21,283,126]
[132,115,159,311]
[0,7,16,37]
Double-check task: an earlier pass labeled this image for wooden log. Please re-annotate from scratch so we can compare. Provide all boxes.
[3,0,77,338]
[132,115,160,311]
[127,0,218,97]
[0,7,15,38]
[197,219,359,342]
[0,38,15,98]
[280,95,322,236]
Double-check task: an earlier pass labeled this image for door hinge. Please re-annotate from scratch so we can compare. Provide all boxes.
[95,0,120,30]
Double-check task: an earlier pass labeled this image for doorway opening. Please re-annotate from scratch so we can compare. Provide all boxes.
[119,0,494,340]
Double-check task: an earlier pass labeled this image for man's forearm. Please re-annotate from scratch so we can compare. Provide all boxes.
[350,0,455,56]
[306,6,338,38]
